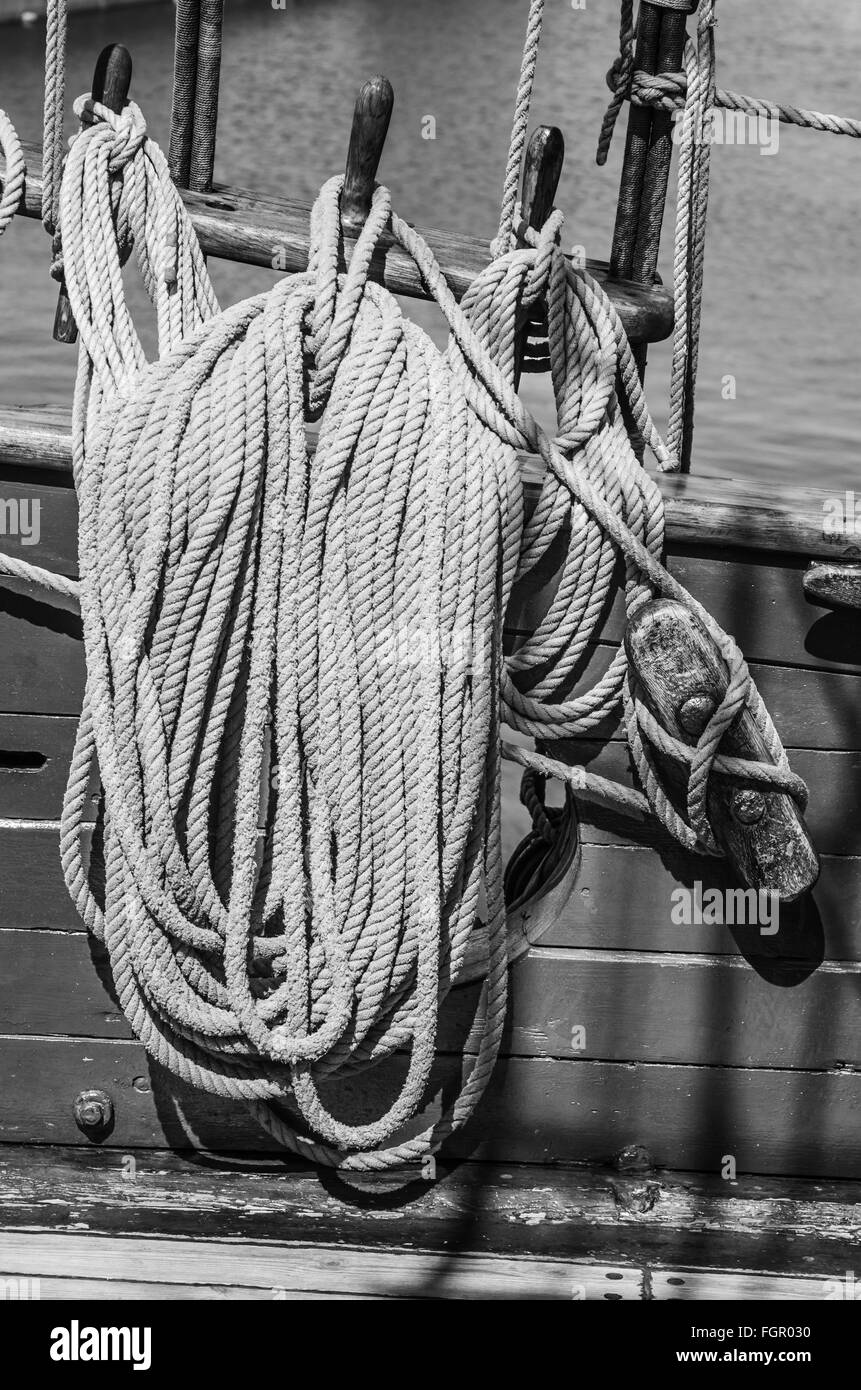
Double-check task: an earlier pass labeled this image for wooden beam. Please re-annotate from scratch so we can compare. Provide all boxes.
[0,405,852,561]
[2,1143,859,1283]
[4,140,672,343]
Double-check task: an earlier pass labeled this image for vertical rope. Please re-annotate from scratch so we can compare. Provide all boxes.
[492,0,545,258]
[666,0,716,469]
[42,0,67,274]
[169,0,201,187]
[188,0,225,192]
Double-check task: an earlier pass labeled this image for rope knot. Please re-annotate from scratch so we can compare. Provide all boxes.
[72,94,147,172]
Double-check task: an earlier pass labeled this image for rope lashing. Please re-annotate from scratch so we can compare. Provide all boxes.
[16,91,803,1171]
[598,0,861,469]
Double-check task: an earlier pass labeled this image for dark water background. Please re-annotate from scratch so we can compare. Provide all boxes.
[0,0,859,486]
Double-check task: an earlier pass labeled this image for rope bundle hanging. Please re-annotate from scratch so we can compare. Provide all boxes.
[0,0,808,1168]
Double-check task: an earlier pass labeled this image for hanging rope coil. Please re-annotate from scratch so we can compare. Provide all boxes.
[20,91,803,1169]
[0,0,808,1166]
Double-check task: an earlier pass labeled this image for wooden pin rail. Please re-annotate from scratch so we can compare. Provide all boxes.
[0,403,857,563]
[2,141,673,344]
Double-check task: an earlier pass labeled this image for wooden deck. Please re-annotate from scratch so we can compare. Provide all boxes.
[1,1145,858,1299]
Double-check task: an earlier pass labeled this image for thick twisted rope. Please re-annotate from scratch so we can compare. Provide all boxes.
[43,0,67,279]
[493,0,545,258]
[10,96,800,1173]
[1,2,806,1167]
[0,109,25,238]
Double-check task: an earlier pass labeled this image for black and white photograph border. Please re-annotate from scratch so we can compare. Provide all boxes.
[0,0,859,1328]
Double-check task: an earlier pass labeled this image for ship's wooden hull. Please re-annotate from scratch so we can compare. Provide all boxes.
[0,435,859,1191]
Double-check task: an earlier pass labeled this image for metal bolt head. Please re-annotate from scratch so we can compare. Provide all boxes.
[731,789,766,825]
[73,1089,114,1136]
[677,692,715,738]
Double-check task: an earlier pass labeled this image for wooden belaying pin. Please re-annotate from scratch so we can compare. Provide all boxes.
[625,599,820,902]
[340,74,394,235]
[514,125,564,389]
[53,43,133,344]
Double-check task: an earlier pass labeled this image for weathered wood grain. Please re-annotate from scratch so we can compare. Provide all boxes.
[5,142,672,342]
[3,1142,859,1278]
[0,1230,641,1300]
[803,560,861,612]
[0,1275,388,1300]
[4,931,860,1072]
[625,599,819,899]
[2,1035,861,1176]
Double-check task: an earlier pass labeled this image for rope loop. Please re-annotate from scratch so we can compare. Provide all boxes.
[0,0,809,1169]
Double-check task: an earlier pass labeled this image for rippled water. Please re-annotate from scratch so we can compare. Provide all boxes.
[0,0,859,486]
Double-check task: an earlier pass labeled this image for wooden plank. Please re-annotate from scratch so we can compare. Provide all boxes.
[0,479,77,579]
[506,639,861,752]
[541,843,861,961]
[0,1274,390,1300]
[0,1229,642,1300]
[0,715,96,821]
[5,929,861,1072]
[3,584,859,749]
[0,713,856,841]
[0,580,83,715]
[553,741,861,858]
[2,1036,861,1177]
[3,1144,859,1277]
[4,823,860,962]
[2,419,857,562]
[511,548,861,674]
[649,1267,840,1302]
[6,142,672,344]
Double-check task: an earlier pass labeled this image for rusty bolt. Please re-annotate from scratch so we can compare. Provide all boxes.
[731,789,766,825]
[677,692,715,738]
[73,1089,114,1136]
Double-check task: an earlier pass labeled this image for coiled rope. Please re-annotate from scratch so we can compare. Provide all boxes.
[3,0,806,1167]
[0,110,25,239]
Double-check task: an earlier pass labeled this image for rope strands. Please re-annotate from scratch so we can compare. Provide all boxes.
[10,81,800,1166]
[0,1,813,1167]
[168,0,226,191]
[0,109,25,238]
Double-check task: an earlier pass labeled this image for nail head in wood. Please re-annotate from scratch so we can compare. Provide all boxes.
[73,1088,114,1137]
[677,691,715,738]
[731,789,766,826]
[341,75,394,233]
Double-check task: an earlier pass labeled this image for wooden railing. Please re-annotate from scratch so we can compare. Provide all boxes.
[0,403,851,563]
[4,141,673,344]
